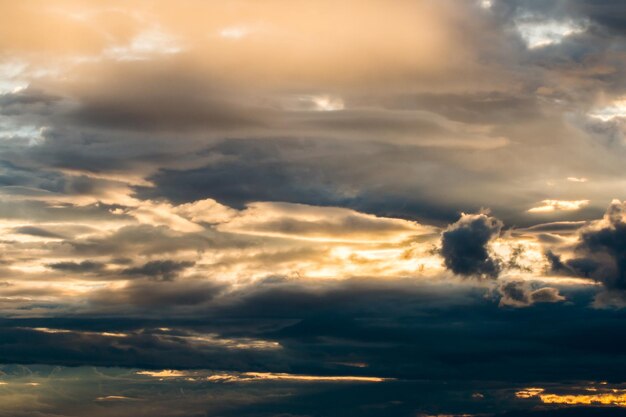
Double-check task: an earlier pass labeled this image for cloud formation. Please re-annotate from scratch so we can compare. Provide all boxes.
[498,280,565,307]
[545,200,626,305]
[441,213,503,278]
[1,0,626,415]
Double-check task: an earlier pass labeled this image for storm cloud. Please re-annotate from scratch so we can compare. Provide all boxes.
[545,201,626,303]
[441,213,503,278]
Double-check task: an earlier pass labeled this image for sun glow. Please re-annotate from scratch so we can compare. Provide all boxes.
[528,199,589,213]
[516,385,626,407]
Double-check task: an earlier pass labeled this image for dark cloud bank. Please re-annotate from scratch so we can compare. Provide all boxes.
[0,280,624,416]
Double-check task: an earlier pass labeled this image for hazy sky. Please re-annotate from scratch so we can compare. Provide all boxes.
[2,1,626,416]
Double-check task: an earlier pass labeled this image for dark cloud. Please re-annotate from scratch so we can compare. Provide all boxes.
[135,138,497,225]
[545,249,599,278]
[0,88,60,116]
[0,278,624,416]
[546,201,626,301]
[531,286,566,303]
[570,0,626,35]
[67,60,270,132]
[47,260,105,273]
[0,279,620,384]
[89,278,226,310]
[498,280,565,307]
[122,260,195,281]
[12,225,64,239]
[135,139,350,209]
[577,201,626,290]
[440,213,503,278]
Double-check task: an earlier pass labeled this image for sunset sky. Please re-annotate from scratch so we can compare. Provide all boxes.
[1,1,626,416]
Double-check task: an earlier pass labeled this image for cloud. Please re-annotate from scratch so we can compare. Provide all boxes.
[528,200,590,213]
[121,260,194,281]
[219,202,428,243]
[525,221,587,233]
[440,212,503,278]
[174,198,237,224]
[90,278,225,309]
[498,280,566,308]
[47,260,105,273]
[515,18,587,49]
[577,200,626,290]
[1,2,626,414]
[12,225,65,239]
[542,200,626,305]
[545,250,599,279]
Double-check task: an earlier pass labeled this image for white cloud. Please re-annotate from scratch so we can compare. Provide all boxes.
[589,98,626,121]
[528,199,589,213]
[0,61,29,95]
[174,199,237,224]
[515,18,587,49]
[104,28,183,61]
[0,117,46,146]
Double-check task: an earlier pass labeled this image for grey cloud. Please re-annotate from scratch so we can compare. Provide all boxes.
[498,280,566,307]
[0,199,127,223]
[365,91,543,125]
[440,213,503,278]
[122,260,195,281]
[543,202,624,279]
[12,226,64,239]
[569,0,626,34]
[89,278,226,310]
[545,250,599,278]
[135,138,502,225]
[70,225,215,257]
[67,61,270,132]
[48,260,105,273]
[577,202,626,290]
[531,286,567,303]
[542,201,626,305]
[0,277,616,385]
[0,88,60,116]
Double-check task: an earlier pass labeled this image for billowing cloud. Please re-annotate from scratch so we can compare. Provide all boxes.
[498,280,565,307]
[542,200,626,305]
[577,200,626,290]
[441,213,503,278]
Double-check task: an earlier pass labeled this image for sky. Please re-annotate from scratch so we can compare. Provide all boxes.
[1,0,626,416]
